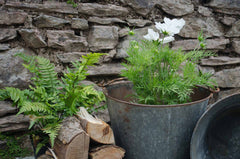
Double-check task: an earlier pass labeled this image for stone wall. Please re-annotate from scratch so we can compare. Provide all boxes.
[0,0,240,100]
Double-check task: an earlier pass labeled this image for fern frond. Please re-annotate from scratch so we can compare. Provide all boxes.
[15,53,34,63]
[28,115,57,129]
[35,56,59,93]
[43,123,61,147]
[0,89,8,101]
[16,53,38,74]
[81,53,106,66]
[0,87,26,105]
[18,101,51,115]
[16,53,59,95]
[72,53,106,76]
[35,137,49,154]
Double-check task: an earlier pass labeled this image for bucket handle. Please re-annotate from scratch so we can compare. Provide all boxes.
[209,87,220,93]
[104,77,128,87]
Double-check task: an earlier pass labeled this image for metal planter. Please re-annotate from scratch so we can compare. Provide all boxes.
[104,81,212,159]
[191,93,240,159]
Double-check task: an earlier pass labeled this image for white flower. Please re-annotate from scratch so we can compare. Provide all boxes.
[160,36,175,44]
[155,17,185,36]
[143,29,159,41]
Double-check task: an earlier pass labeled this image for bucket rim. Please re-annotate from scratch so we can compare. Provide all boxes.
[190,92,240,159]
[103,81,213,108]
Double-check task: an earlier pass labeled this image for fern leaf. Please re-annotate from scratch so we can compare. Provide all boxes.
[0,87,26,105]
[15,53,34,63]
[82,53,106,66]
[35,137,49,154]
[36,56,59,93]
[18,101,51,115]
[0,89,8,101]
[43,123,61,147]
[29,120,36,129]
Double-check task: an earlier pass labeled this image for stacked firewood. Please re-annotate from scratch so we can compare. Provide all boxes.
[52,107,125,159]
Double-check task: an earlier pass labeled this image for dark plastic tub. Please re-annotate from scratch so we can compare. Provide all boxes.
[191,93,240,159]
[104,81,212,159]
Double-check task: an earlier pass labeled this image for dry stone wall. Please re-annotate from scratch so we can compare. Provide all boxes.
[0,0,240,100]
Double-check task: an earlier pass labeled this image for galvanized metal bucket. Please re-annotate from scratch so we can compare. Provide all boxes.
[191,93,240,159]
[104,81,212,159]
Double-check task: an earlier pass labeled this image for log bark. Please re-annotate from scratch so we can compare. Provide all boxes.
[76,107,115,145]
[89,145,125,159]
[53,116,90,159]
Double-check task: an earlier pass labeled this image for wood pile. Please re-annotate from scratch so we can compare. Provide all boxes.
[51,107,125,159]
[0,101,125,158]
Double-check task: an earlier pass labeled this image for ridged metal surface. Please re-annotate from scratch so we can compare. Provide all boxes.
[191,93,240,159]
[105,81,212,159]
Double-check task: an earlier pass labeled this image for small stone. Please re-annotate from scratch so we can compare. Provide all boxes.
[0,44,10,52]
[6,1,78,14]
[0,47,33,88]
[205,0,240,15]
[80,80,103,92]
[213,67,240,88]
[88,17,125,25]
[116,26,153,59]
[57,52,87,63]
[71,18,89,30]
[217,88,240,101]
[102,49,117,62]
[122,0,152,16]
[0,0,4,5]
[126,19,152,27]
[0,114,30,132]
[92,109,110,123]
[198,66,215,75]
[87,63,126,76]
[207,0,240,10]
[179,17,224,38]
[0,11,27,25]
[47,30,88,51]
[78,3,129,17]
[25,15,34,28]
[157,0,194,16]
[198,6,212,16]
[19,29,47,48]
[38,154,52,159]
[232,40,240,54]
[34,15,70,28]
[119,28,129,38]
[220,16,236,26]
[172,38,230,51]
[0,29,17,42]
[226,20,240,37]
[201,56,240,66]
[0,101,17,117]
[88,26,118,51]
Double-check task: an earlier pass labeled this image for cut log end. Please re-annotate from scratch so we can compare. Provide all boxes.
[76,107,115,144]
[53,116,90,159]
[89,145,125,159]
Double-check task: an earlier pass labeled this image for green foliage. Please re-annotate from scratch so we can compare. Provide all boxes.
[0,133,31,159]
[67,0,77,8]
[0,53,105,149]
[121,39,217,105]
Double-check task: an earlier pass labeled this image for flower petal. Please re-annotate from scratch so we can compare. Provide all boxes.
[143,29,159,41]
[161,36,175,44]
[155,18,185,36]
